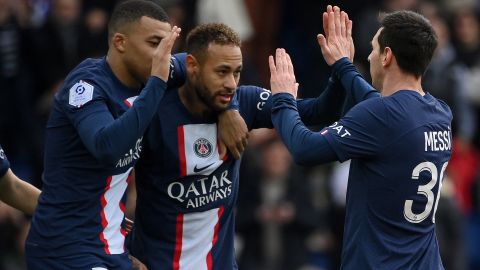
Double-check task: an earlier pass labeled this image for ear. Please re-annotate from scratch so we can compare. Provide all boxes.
[112,33,127,53]
[382,47,393,67]
[186,54,199,74]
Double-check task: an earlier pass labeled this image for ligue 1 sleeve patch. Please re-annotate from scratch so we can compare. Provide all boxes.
[69,80,94,107]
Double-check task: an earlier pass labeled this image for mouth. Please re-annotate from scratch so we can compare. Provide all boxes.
[216,92,234,104]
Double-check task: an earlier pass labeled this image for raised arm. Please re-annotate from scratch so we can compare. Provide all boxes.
[71,27,181,163]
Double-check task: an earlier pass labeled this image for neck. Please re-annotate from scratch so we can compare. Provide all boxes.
[381,69,424,97]
[179,81,214,118]
[106,50,141,89]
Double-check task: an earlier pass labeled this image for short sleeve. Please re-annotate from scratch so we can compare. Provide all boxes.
[321,97,388,162]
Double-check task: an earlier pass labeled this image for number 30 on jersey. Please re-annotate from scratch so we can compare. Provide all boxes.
[404,161,449,224]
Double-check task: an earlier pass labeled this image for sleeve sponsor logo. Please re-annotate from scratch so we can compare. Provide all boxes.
[328,122,351,138]
[0,149,5,160]
[257,88,271,110]
[69,80,94,107]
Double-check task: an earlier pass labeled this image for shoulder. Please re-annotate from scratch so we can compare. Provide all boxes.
[56,58,110,107]
[432,96,453,122]
[346,96,386,117]
[236,85,270,95]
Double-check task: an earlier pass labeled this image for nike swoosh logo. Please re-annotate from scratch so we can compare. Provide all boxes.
[193,163,215,173]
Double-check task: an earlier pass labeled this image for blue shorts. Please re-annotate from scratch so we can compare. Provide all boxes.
[26,253,132,270]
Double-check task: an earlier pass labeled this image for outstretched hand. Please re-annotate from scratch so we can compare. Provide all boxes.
[317,5,354,65]
[269,48,299,98]
[151,26,182,81]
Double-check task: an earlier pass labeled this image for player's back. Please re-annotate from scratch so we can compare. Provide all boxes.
[338,90,452,269]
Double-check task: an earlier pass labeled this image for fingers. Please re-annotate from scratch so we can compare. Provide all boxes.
[317,34,327,49]
[323,11,329,38]
[165,26,181,51]
[340,11,347,39]
[334,6,341,39]
[268,55,276,76]
[157,26,181,53]
[275,49,286,75]
[323,5,333,38]
[218,141,227,160]
[328,10,335,41]
[285,53,295,81]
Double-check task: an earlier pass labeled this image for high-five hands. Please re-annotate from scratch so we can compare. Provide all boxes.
[269,48,299,98]
[317,5,354,65]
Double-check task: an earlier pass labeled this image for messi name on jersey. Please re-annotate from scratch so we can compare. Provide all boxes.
[424,129,451,152]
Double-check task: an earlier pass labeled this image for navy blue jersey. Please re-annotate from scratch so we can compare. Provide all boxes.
[26,54,186,265]
[0,145,9,178]
[272,58,453,270]
[326,91,451,270]
[131,78,346,270]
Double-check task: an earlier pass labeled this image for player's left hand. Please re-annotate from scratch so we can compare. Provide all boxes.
[130,255,148,270]
[218,110,249,159]
[269,48,299,98]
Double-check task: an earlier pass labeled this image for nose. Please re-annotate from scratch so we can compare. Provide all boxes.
[224,74,237,90]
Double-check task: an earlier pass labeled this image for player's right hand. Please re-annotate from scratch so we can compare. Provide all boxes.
[317,6,353,65]
[151,26,181,82]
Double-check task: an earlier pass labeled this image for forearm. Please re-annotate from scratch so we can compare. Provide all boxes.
[332,58,379,111]
[0,170,40,215]
[297,76,345,126]
[272,93,338,165]
[79,77,167,163]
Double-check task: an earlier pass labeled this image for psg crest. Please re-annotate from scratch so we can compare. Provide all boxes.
[194,138,213,158]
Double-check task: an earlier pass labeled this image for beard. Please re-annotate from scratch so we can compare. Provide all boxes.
[193,78,234,113]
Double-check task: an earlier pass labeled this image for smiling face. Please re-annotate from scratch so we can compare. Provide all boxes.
[122,16,171,85]
[191,43,242,112]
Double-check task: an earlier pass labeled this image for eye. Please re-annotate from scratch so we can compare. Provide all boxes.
[148,41,160,47]
[217,70,227,76]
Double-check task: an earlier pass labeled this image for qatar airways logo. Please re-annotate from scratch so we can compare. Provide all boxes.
[0,149,5,160]
[167,170,232,209]
[115,137,143,168]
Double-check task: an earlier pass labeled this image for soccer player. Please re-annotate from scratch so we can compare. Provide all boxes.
[25,1,181,269]
[128,22,361,270]
[0,145,40,215]
[270,7,452,270]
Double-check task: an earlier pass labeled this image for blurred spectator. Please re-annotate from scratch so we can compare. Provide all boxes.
[29,0,83,97]
[0,0,42,184]
[196,0,261,85]
[78,6,109,59]
[237,136,318,270]
[354,0,420,75]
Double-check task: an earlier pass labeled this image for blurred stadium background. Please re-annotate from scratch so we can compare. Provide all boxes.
[0,0,480,269]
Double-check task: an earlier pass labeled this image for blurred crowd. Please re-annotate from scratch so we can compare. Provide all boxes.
[1,0,480,269]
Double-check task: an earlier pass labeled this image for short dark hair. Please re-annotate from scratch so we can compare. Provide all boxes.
[378,10,438,77]
[108,0,169,38]
[186,23,241,60]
